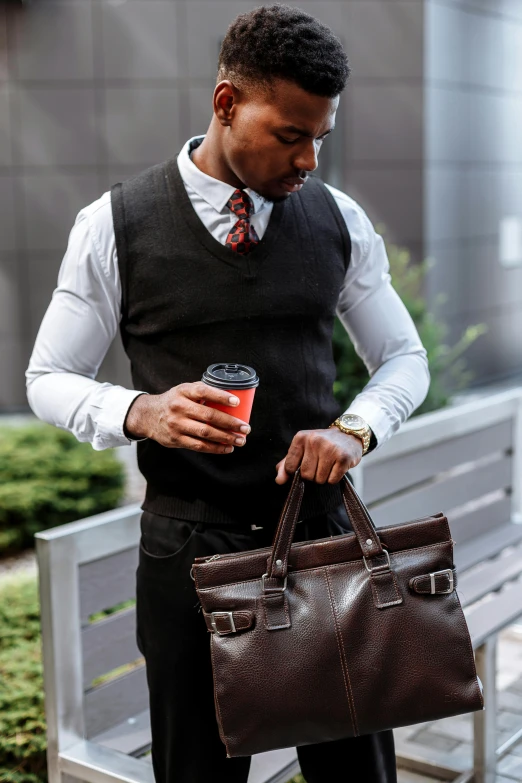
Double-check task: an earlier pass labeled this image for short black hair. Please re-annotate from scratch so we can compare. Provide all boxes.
[217,4,350,98]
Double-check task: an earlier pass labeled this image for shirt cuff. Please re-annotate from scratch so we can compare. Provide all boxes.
[342,398,391,452]
[92,387,149,450]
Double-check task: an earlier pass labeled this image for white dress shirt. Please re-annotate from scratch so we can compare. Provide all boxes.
[26,135,430,451]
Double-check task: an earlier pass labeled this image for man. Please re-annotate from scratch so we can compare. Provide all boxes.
[27,5,429,782]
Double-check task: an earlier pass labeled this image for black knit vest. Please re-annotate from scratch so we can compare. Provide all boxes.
[111,147,351,529]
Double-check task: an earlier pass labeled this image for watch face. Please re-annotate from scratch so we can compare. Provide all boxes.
[340,414,365,430]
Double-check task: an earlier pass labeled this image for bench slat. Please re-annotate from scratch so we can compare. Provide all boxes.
[458,542,522,608]
[450,495,512,545]
[85,665,149,739]
[82,607,140,689]
[364,420,513,505]
[455,522,522,573]
[466,575,522,648]
[80,547,139,624]
[368,455,512,528]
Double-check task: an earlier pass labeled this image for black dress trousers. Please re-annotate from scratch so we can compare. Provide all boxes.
[136,499,397,783]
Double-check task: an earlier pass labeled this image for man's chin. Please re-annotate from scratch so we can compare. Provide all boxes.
[257,186,292,204]
[269,192,292,204]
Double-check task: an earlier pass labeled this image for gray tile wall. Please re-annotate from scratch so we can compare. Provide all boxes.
[310,0,425,249]
[1,0,190,409]
[425,0,522,384]
[1,0,520,409]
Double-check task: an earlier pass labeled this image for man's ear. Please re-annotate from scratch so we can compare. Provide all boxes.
[213,80,238,127]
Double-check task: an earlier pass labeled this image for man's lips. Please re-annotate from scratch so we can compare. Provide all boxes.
[280,176,308,193]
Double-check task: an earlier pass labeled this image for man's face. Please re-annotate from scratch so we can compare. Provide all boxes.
[220,78,339,202]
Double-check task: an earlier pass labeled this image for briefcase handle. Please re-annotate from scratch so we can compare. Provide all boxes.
[265,467,386,584]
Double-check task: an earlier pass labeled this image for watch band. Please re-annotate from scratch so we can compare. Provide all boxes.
[329,418,371,455]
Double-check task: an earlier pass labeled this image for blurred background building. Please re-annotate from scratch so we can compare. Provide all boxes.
[1,0,521,411]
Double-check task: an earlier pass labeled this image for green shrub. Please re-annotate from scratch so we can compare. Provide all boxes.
[0,424,125,556]
[0,576,138,783]
[333,239,488,416]
[0,574,47,783]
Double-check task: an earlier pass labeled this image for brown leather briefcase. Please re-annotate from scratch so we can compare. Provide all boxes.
[192,468,484,758]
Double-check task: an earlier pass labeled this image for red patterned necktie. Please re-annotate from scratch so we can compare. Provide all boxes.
[225,189,260,255]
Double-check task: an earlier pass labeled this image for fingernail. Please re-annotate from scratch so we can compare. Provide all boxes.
[239,425,250,434]
[234,437,245,445]
[225,446,234,453]
[229,396,240,405]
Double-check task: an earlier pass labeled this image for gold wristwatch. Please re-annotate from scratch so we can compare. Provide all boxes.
[329,413,372,455]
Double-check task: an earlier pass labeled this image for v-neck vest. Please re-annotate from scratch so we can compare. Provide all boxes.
[111,154,351,528]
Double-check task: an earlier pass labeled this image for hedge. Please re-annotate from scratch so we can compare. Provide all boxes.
[0,424,125,556]
[0,574,46,783]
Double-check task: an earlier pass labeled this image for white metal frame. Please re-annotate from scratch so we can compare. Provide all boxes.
[36,505,151,783]
[36,388,522,783]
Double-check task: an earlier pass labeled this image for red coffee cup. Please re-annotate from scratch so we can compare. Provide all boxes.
[201,363,259,429]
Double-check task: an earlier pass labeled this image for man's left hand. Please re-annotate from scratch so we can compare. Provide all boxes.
[275,428,363,485]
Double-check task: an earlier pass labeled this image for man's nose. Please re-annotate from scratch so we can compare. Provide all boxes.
[293,140,319,173]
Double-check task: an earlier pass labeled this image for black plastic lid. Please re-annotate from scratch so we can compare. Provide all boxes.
[202,363,259,390]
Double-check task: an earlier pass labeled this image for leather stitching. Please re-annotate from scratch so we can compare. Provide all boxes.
[261,597,269,630]
[370,571,403,608]
[268,471,303,576]
[276,481,304,578]
[340,476,382,557]
[204,611,254,633]
[196,540,454,593]
[453,589,485,710]
[209,634,231,755]
[409,570,457,594]
[195,536,454,590]
[441,516,452,542]
[261,593,291,630]
[341,492,374,549]
[324,566,359,736]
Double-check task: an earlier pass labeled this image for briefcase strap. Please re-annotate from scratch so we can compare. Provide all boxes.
[409,568,457,595]
[203,610,255,635]
[265,468,386,587]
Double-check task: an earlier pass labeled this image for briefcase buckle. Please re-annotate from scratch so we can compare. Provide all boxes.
[211,611,236,635]
[261,573,288,593]
[363,548,391,574]
[430,569,454,594]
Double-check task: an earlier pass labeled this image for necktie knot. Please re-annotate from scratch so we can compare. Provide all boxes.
[225,189,259,255]
[226,189,254,218]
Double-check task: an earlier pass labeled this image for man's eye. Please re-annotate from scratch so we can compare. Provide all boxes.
[276,134,329,145]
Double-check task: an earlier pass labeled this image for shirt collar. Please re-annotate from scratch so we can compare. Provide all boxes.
[176,135,269,215]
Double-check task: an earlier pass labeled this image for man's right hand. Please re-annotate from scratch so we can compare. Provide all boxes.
[123,382,251,453]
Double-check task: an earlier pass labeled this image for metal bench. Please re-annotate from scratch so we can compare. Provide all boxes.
[351,387,522,783]
[35,502,299,783]
[36,387,522,783]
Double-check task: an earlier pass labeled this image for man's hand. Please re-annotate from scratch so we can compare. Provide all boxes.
[124,382,251,453]
[275,428,363,485]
